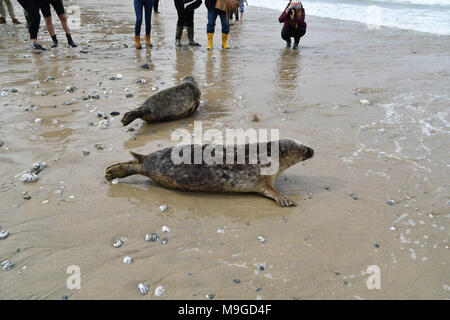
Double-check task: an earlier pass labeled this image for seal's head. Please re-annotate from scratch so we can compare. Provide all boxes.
[278,139,314,169]
[182,76,197,87]
[121,110,144,126]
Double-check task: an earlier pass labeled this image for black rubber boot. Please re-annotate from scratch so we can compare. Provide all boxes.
[286,40,291,48]
[66,34,78,48]
[175,26,182,46]
[292,42,299,50]
[188,27,200,46]
[51,35,58,48]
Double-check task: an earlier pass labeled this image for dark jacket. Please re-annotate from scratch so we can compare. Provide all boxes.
[279,7,306,29]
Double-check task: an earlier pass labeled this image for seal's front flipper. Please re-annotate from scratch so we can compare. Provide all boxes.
[105,162,143,181]
[260,186,297,207]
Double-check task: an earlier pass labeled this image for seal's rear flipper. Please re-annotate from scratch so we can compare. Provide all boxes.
[130,151,145,164]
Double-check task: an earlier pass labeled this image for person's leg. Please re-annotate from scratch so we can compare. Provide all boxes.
[51,1,73,40]
[38,0,58,46]
[153,0,159,13]
[219,10,229,34]
[292,25,306,49]
[206,7,218,50]
[58,13,71,35]
[281,26,292,48]
[186,10,199,46]
[143,0,153,46]
[174,0,184,46]
[134,0,143,48]
[5,0,19,23]
[17,0,45,50]
[44,15,59,46]
[207,7,217,34]
[218,10,230,49]
[23,8,30,28]
[0,1,6,23]
[239,3,244,21]
[134,0,143,36]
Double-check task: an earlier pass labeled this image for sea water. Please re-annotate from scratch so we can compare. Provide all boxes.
[249,0,450,35]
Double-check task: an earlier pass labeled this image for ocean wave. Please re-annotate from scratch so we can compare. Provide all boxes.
[371,0,450,6]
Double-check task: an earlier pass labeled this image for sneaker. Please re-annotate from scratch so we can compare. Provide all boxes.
[30,43,47,52]
[292,43,299,50]
[286,41,291,48]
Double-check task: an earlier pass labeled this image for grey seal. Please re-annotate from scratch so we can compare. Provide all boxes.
[121,76,201,126]
[104,139,314,207]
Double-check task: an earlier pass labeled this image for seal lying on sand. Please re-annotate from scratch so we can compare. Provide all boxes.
[121,76,201,126]
[105,139,314,207]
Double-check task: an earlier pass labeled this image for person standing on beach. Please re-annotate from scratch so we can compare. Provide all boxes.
[279,2,306,50]
[174,0,202,47]
[205,0,230,50]
[134,0,154,49]
[153,0,159,13]
[229,6,238,23]
[238,0,247,21]
[0,0,21,24]
[17,0,46,51]
[39,0,77,48]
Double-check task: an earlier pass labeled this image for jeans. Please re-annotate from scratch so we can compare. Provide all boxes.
[207,7,229,34]
[134,0,154,36]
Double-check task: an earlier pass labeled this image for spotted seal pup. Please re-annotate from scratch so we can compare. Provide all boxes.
[121,76,201,126]
[105,139,314,207]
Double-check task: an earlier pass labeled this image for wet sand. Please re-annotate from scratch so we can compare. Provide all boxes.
[0,0,449,299]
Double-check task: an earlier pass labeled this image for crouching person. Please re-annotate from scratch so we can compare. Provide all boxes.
[279,1,306,50]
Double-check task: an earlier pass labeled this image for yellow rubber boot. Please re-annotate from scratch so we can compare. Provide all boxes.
[134,36,142,49]
[207,32,214,50]
[145,34,152,47]
[222,33,229,49]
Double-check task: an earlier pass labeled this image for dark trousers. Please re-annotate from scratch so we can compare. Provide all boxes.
[17,0,41,40]
[153,0,159,12]
[134,0,154,36]
[207,7,229,34]
[229,8,238,21]
[175,0,194,27]
[281,25,306,44]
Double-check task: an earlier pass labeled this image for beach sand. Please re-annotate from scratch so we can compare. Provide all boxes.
[0,0,449,299]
